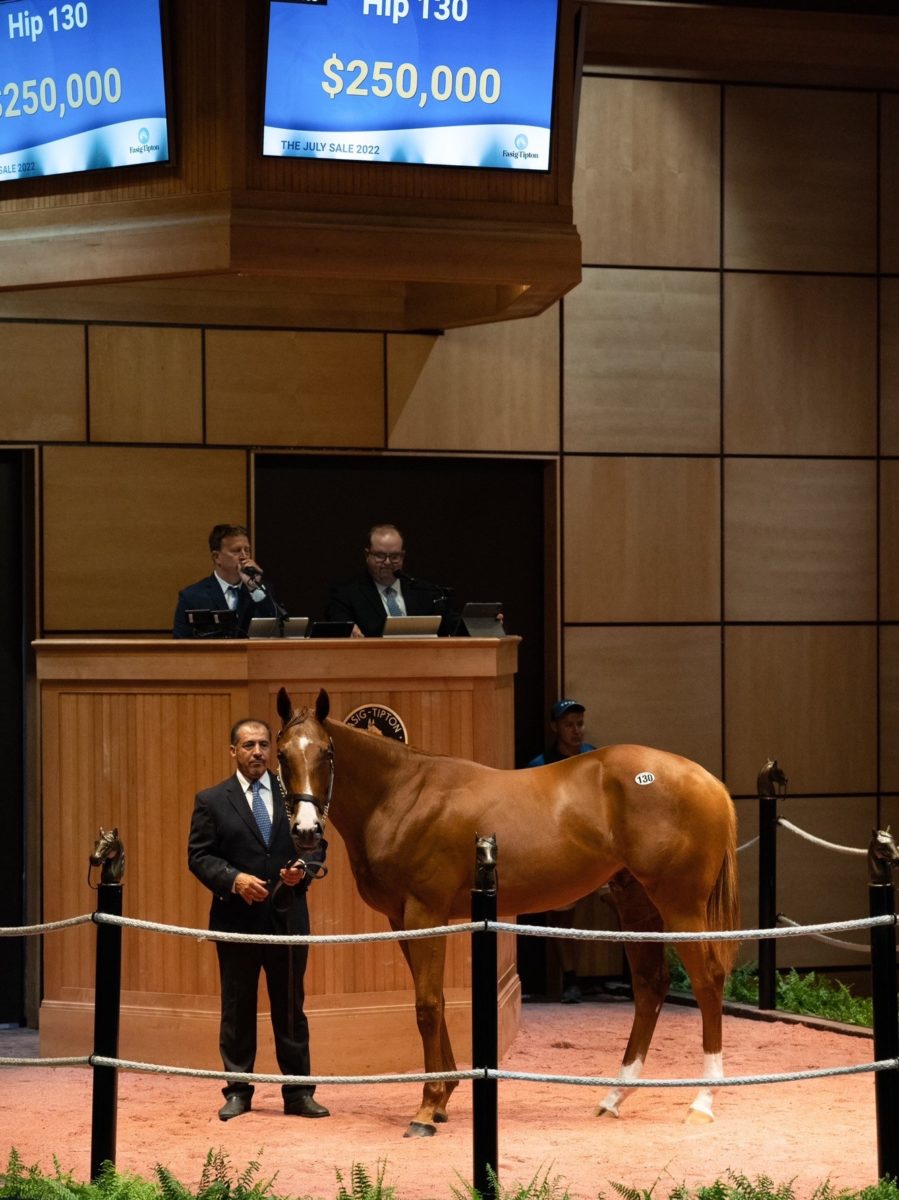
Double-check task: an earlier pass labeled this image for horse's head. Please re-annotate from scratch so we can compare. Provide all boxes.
[275,687,332,853]
[868,826,899,885]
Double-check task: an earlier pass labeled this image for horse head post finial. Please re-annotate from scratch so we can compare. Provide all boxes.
[89,826,125,887]
[868,827,899,886]
[474,833,497,894]
[757,759,788,800]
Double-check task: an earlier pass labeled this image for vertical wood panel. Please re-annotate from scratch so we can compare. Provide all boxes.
[574,77,720,267]
[724,275,877,455]
[387,308,560,452]
[724,459,876,621]
[0,324,86,442]
[42,446,247,631]
[881,462,899,622]
[89,327,203,444]
[882,278,899,455]
[724,626,877,797]
[724,87,877,272]
[564,268,720,453]
[564,456,720,622]
[564,626,723,776]
[206,331,385,447]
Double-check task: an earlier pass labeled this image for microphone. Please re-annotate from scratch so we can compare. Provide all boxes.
[394,569,417,585]
[240,563,262,581]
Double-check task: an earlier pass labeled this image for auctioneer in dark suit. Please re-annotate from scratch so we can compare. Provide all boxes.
[324,572,461,638]
[172,574,276,639]
[187,768,325,1105]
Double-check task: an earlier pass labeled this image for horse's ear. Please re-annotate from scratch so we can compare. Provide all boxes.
[276,687,293,725]
[315,688,330,723]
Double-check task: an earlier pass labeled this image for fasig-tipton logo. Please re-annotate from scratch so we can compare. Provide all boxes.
[130,127,160,156]
[503,132,538,163]
[344,704,407,743]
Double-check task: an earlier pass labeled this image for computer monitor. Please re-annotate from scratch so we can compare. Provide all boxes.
[247,617,309,639]
[185,609,242,639]
[382,615,441,639]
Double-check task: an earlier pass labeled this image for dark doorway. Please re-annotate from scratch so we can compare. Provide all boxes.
[254,454,553,768]
[0,452,27,1025]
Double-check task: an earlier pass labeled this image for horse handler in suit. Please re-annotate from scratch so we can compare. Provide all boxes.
[188,717,330,1121]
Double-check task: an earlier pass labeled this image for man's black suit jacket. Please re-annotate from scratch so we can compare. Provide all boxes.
[173,574,277,640]
[187,770,318,934]
[324,572,460,638]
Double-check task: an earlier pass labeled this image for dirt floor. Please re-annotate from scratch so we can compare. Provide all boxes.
[0,996,881,1200]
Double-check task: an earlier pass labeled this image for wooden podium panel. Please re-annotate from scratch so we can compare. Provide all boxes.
[35,637,520,1073]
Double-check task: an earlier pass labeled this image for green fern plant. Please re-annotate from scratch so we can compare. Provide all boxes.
[451,1163,571,1200]
[335,1161,395,1200]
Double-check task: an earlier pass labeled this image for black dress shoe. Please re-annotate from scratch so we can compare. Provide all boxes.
[284,1094,330,1118]
[218,1094,252,1121]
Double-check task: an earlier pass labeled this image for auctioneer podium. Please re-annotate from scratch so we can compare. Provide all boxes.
[35,636,520,1073]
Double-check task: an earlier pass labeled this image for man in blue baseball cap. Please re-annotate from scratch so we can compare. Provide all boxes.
[528,699,596,767]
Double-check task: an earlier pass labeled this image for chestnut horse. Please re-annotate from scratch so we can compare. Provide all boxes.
[275,688,739,1138]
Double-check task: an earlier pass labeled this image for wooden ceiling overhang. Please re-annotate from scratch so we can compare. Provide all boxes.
[0,1,896,332]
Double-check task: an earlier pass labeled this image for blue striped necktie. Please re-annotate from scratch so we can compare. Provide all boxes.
[384,586,402,616]
[250,778,272,845]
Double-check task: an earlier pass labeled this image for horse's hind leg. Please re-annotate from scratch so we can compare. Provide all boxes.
[674,935,727,1124]
[597,874,668,1118]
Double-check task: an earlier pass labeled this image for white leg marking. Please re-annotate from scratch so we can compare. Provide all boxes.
[688,1051,724,1122]
[597,1056,644,1118]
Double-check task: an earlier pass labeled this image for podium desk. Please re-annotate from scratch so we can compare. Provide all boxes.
[35,636,520,1073]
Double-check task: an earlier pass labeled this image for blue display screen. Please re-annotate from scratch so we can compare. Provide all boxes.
[0,0,169,181]
[263,0,560,171]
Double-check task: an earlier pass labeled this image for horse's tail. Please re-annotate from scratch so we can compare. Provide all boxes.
[706,800,740,976]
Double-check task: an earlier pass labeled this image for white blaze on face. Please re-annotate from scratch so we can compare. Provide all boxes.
[597,1056,644,1117]
[290,799,320,841]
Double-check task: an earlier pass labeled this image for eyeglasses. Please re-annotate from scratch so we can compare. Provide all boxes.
[367,551,405,563]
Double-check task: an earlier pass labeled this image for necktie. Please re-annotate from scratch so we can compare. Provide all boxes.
[250,778,272,845]
[384,586,402,617]
[226,585,240,611]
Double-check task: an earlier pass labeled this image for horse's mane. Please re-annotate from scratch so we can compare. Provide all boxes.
[325,716,476,767]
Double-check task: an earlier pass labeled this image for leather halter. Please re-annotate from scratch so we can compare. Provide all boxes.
[276,711,334,825]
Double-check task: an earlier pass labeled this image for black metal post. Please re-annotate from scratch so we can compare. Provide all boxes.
[868,836,899,1183]
[90,883,122,1180]
[471,842,498,1200]
[757,760,784,1011]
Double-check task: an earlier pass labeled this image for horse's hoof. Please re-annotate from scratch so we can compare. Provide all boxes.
[596,1105,620,1119]
[404,1121,437,1138]
[685,1106,715,1126]
[433,1111,449,1124]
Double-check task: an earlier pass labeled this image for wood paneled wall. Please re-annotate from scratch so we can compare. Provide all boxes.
[5,66,896,975]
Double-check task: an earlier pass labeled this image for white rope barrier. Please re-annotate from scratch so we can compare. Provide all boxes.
[492,1060,898,1088]
[8,1053,893,1092]
[89,912,481,945]
[0,914,93,937]
[502,915,895,943]
[3,911,895,946]
[777,818,868,857]
[2,908,896,1096]
[776,914,887,955]
[0,1056,89,1068]
[737,835,760,853]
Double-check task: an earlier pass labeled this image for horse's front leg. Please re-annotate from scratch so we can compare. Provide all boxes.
[392,915,454,1138]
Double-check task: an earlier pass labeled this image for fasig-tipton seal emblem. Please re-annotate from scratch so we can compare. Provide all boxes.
[344,704,407,743]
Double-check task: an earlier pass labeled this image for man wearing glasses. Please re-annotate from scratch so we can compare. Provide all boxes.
[324,523,459,637]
